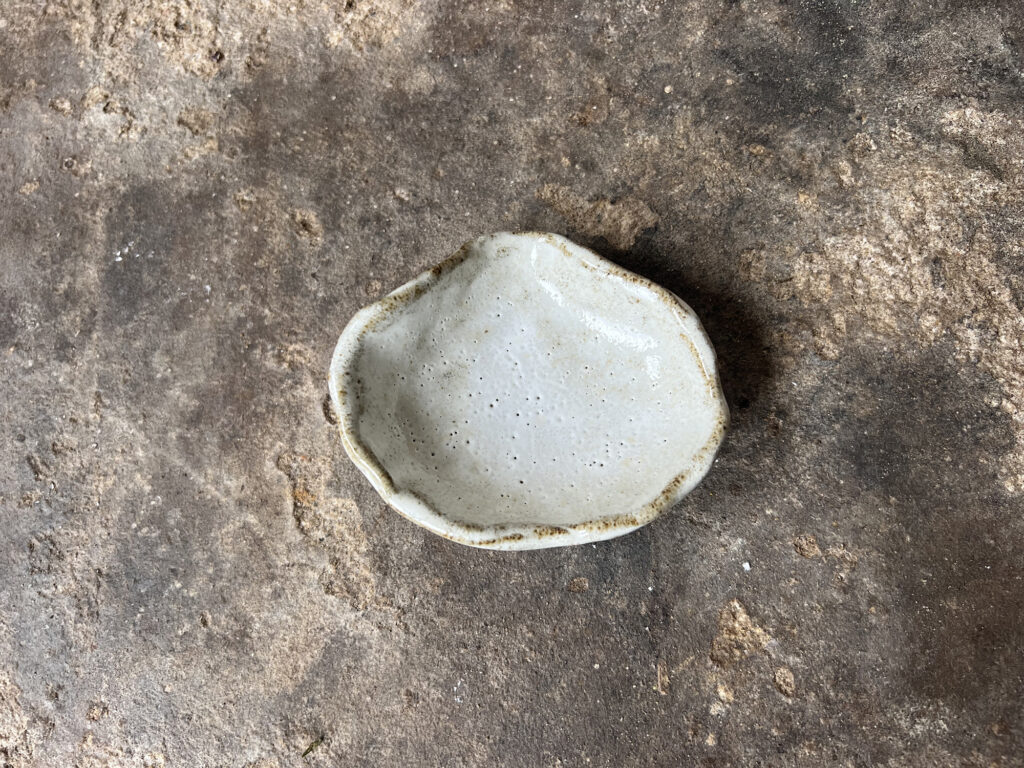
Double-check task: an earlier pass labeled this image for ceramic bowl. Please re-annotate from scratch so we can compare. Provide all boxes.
[329,232,728,550]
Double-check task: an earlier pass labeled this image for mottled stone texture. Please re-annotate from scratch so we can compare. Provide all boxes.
[1,1,1023,765]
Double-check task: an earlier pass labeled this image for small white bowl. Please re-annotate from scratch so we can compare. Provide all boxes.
[329,232,728,550]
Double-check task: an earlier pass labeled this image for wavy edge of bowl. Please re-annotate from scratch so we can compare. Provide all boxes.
[328,232,729,550]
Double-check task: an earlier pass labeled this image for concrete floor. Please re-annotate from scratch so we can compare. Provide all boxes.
[1,1,1023,765]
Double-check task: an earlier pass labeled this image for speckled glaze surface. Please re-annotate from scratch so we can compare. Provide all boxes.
[329,232,728,549]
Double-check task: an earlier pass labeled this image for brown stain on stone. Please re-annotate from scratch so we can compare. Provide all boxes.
[740,106,1024,493]
[328,0,418,49]
[567,577,590,593]
[793,533,822,558]
[62,0,228,78]
[537,185,659,251]
[710,600,771,667]
[275,452,375,607]
[774,667,796,698]
[176,106,214,136]
[0,671,42,765]
[290,208,323,245]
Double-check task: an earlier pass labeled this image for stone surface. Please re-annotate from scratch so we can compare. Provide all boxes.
[1,0,1022,765]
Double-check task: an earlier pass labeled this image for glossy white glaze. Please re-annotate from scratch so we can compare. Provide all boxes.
[329,232,728,549]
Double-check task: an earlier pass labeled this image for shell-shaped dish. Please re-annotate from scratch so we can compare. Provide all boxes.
[329,232,728,550]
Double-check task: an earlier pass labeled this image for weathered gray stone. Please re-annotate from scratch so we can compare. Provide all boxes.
[1,1,1022,764]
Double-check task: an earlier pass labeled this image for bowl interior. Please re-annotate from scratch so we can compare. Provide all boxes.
[347,234,722,529]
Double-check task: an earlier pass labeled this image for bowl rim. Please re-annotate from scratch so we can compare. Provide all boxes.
[328,231,729,550]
